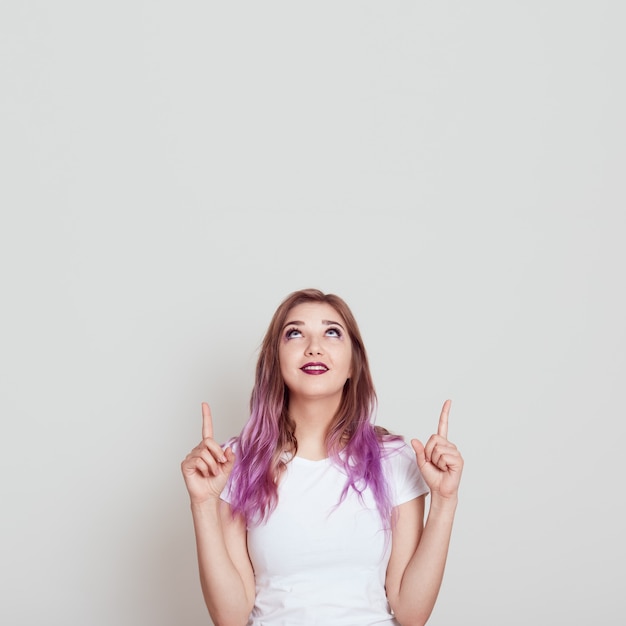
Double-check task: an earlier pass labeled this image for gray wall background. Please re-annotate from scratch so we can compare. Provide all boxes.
[1,2,624,625]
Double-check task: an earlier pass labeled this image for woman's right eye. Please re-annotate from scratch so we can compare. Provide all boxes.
[285,328,302,339]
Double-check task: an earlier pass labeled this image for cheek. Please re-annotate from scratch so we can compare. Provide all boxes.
[346,351,355,378]
[335,346,353,376]
[278,344,297,374]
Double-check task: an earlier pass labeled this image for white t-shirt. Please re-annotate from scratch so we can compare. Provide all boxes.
[222,441,428,626]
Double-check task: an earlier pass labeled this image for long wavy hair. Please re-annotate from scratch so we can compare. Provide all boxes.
[228,289,400,525]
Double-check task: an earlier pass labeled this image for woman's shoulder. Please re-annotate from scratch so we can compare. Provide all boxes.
[222,436,240,454]
[376,430,410,456]
[376,431,420,468]
[377,432,429,503]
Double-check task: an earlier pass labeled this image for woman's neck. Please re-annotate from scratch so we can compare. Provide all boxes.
[288,395,341,461]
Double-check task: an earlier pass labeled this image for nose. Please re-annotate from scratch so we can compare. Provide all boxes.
[305,338,323,356]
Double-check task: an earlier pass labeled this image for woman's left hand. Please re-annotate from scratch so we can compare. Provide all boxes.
[411,400,464,501]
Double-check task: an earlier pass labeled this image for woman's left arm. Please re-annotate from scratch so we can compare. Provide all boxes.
[385,400,464,626]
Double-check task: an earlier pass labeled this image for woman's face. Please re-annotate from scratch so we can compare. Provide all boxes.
[278,302,353,403]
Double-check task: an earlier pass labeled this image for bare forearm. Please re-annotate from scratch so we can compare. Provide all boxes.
[191,500,253,626]
[394,496,457,626]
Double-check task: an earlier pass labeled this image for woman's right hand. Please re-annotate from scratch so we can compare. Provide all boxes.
[181,402,235,504]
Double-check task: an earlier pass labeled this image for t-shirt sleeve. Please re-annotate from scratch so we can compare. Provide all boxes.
[220,481,232,504]
[385,441,429,506]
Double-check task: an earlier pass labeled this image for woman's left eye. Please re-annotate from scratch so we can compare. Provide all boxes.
[326,327,342,338]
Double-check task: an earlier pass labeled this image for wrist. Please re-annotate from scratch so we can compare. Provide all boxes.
[190,496,222,513]
[429,492,458,514]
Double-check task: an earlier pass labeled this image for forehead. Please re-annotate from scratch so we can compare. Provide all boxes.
[285,301,346,325]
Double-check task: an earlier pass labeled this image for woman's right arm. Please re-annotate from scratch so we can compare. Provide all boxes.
[181,403,255,626]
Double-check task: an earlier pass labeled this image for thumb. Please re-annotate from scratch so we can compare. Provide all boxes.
[223,447,236,474]
[411,438,427,469]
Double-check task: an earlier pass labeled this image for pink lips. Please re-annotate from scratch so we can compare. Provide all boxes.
[300,362,329,375]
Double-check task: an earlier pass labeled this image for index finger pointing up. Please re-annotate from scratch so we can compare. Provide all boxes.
[201,402,214,440]
[438,399,451,439]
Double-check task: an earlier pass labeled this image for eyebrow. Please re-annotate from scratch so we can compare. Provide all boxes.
[283,319,345,330]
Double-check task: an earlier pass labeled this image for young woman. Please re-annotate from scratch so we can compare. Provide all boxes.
[181,289,463,626]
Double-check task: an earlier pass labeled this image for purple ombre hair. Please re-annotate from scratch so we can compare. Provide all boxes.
[228,288,401,526]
